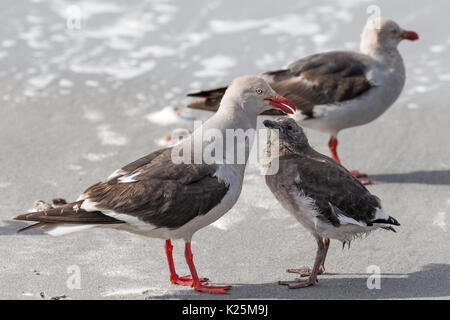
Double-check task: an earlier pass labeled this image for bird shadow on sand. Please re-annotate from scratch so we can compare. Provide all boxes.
[370,170,450,185]
[148,263,450,300]
[0,220,44,236]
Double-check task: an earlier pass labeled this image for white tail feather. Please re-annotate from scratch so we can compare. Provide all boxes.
[42,224,99,236]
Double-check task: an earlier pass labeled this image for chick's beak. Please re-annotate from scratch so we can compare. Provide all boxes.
[263,120,281,129]
[264,93,296,114]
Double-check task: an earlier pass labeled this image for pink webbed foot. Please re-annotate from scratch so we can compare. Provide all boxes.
[287,265,325,277]
[279,278,317,289]
[350,170,367,178]
[350,170,371,185]
[193,283,231,294]
[170,275,208,286]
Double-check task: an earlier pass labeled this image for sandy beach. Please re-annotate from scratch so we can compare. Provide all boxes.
[0,0,449,299]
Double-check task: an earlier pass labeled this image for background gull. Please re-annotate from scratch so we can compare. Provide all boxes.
[187,17,419,185]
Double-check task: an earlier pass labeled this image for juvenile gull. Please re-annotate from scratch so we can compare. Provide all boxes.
[187,17,419,184]
[14,75,296,294]
[263,117,400,288]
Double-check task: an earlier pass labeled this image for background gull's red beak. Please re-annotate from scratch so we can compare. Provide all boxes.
[264,93,296,114]
[400,30,419,41]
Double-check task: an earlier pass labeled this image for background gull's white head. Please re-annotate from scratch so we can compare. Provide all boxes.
[361,17,419,53]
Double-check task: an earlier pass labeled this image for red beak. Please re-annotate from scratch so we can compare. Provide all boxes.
[400,30,419,41]
[264,93,296,114]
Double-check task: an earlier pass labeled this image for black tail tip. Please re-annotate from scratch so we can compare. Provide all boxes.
[370,216,400,226]
[388,216,401,226]
[383,226,397,233]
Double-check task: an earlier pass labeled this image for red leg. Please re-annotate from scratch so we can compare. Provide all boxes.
[164,239,207,286]
[328,136,371,185]
[184,242,231,294]
[328,136,341,164]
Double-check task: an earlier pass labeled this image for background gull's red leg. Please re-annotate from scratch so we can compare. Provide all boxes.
[350,170,368,178]
[328,136,371,185]
[328,136,341,163]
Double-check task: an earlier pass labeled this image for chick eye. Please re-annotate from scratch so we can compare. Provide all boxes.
[287,125,293,130]
[255,88,263,95]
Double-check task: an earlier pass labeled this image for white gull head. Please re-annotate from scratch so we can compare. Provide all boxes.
[360,17,419,57]
[219,75,296,116]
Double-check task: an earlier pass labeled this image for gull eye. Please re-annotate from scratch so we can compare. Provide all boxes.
[287,125,293,131]
[255,88,263,95]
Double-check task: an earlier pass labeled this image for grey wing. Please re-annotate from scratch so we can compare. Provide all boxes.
[120,147,169,173]
[280,152,380,225]
[186,51,373,116]
[187,87,228,98]
[185,87,228,113]
[262,51,373,118]
[82,148,229,229]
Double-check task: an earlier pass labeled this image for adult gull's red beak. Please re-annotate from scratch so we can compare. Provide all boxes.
[400,30,419,41]
[264,93,296,114]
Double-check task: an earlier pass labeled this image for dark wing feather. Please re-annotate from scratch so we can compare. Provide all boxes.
[186,97,225,113]
[121,147,168,173]
[186,87,228,112]
[269,151,380,225]
[186,51,373,117]
[82,148,229,229]
[14,201,123,224]
[263,51,373,117]
[187,87,227,98]
[293,151,379,224]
